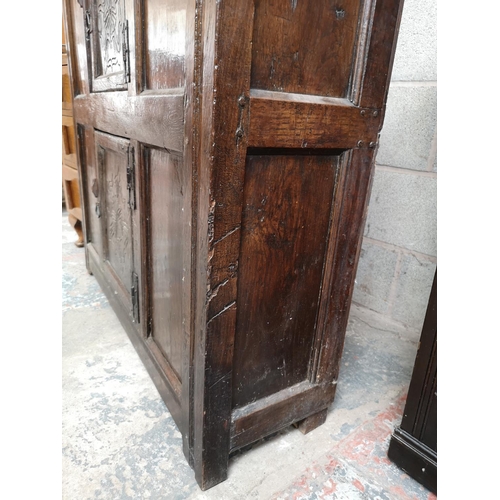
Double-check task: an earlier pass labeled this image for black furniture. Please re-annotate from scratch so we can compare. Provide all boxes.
[388,271,437,494]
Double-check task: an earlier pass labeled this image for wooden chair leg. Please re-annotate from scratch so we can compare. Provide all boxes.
[68,213,84,248]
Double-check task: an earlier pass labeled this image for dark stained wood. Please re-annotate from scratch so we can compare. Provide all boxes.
[297,408,329,435]
[230,382,336,451]
[85,0,129,92]
[180,0,199,467]
[248,91,380,149]
[64,0,404,491]
[141,0,187,91]
[232,154,339,409]
[191,0,256,489]
[72,92,184,153]
[95,131,134,311]
[87,243,183,429]
[358,0,405,109]
[251,0,363,97]
[314,147,377,384]
[64,0,190,444]
[146,147,185,382]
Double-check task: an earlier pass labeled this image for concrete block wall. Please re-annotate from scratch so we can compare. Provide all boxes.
[352,0,437,333]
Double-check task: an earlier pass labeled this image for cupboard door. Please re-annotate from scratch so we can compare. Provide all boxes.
[141,146,188,402]
[64,0,192,438]
[95,131,138,320]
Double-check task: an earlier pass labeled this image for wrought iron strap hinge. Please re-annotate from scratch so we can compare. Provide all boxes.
[131,272,140,323]
[122,20,131,83]
[127,146,136,210]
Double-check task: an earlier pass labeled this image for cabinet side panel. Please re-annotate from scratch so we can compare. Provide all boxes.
[147,147,185,380]
[251,0,362,97]
[232,154,337,409]
[142,0,187,90]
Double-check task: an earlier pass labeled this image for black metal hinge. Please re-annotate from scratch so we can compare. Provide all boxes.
[84,9,92,42]
[127,146,136,210]
[122,20,131,83]
[131,272,140,323]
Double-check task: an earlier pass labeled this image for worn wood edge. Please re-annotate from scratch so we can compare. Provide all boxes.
[87,247,184,434]
[250,89,358,107]
[146,339,182,400]
[388,427,437,495]
[359,0,405,109]
[296,407,329,435]
[348,0,377,105]
[229,382,336,452]
[315,149,376,383]
[191,0,256,490]
[308,153,348,382]
[182,0,203,468]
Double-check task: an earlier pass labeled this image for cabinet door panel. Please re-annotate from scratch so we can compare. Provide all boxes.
[232,154,339,408]
[251,0,363,98]
[95,131,135,311]
[86,0,129,92]
[144,146,185,385]
[141,0,188,91]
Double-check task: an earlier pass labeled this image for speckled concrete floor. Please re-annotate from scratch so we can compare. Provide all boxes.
[62,209,437,500]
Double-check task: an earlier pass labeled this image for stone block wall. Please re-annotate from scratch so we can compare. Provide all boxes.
[352,0,437,333]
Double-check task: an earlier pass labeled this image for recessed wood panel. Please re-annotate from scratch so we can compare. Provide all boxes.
[251,0,362,97]
[232,154,339,409]
[146,146,185,380]
[143,0,187,90]
[96,132,134,296]
[87,0,129,92]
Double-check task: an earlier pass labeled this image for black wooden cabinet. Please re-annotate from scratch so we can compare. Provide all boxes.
[388,272,437,494]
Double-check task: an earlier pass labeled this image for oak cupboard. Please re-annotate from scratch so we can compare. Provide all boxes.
[63,0,404,490]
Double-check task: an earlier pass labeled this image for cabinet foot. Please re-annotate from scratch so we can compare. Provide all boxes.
[296,408,328,435]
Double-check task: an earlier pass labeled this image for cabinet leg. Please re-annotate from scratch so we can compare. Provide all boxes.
[296,408,328,435]
[68,214,84,248]
[194,454,228,490]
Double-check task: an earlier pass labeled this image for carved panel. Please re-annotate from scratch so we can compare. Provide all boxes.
[95,131,134,297]
[97,0,126,76]
[87,0,129,91]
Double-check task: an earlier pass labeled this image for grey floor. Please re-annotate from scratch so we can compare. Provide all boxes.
[62,209,436,500]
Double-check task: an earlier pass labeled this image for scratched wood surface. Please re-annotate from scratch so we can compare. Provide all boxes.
[251,0,362,97]
[232,154,338,409]
[63,0,405,490]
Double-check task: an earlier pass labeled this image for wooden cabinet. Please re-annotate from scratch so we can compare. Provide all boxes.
[62,18,83,247]
[63,0,404,490]
[388,272,437,495]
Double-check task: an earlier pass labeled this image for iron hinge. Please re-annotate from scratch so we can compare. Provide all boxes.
[122,20,131,83]
[131,272,140,323]
[84,9,92,42]
[127,146,136,210]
